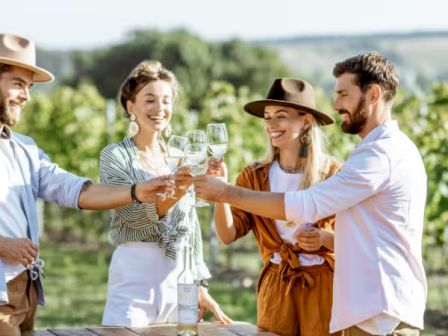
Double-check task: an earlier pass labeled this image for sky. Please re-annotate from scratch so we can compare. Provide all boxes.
[1,0,448,50]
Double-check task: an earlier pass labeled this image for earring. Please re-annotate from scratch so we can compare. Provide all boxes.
[163,123,172,139]
[299,127,311,158]
[128,114,140,137]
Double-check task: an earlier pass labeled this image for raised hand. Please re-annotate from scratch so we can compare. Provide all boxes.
[173,166,193,196]
[193,175,229,203]
[207,157,227,180]
[136,175,175,202]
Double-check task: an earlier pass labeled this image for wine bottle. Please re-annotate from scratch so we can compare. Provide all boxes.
[177,244,198,336]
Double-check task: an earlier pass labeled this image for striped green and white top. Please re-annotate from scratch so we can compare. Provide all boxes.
[99,136,210,280]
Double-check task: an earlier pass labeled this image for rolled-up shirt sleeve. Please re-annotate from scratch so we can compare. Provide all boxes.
[285,144,391,224]
[37,148,90,209]
[231,167,257,240]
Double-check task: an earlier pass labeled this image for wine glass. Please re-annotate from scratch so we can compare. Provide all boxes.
[166,135,188,173]
[185,143,209,207]
[186,130,206,145]
[206,123,228,159]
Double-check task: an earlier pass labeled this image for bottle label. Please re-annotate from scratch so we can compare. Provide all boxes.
[178,283,198,324]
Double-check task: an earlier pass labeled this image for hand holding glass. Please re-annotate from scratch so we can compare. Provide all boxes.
[185,143,209,207]
[206,123,228,159]
[166,135,188,173]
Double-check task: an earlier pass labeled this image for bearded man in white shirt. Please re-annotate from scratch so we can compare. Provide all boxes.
[194,52,426,336]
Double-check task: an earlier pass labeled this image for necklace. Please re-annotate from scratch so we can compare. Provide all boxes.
[138,150,168,175]
[278,162,303,174]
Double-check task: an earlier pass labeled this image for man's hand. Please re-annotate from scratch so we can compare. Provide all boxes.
[296,228,324,251]
[198,286,232,324]
[193,175,229,203]
[135,175,175,202]
[0,237,38,267]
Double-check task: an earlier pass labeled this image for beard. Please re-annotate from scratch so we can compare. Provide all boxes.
[0,89,20,126]
[340,96,368,134]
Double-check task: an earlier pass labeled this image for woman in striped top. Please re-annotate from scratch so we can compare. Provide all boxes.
[100,60,231,327]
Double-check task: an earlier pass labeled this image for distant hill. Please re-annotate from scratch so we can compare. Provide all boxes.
[255,31,448,94]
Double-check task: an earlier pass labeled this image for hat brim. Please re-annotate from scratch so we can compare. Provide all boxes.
[0,57,54,83]
[244,99,334,125]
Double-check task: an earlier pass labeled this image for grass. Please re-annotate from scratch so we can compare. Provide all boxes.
[35,242,448,335]
[36,243,112,327]
[35,242,259,328]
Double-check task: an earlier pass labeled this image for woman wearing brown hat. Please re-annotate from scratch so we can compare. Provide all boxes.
[207,78,342,335]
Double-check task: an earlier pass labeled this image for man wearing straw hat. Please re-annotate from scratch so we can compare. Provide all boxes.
[0,33,173,334]
[194,52,426,335]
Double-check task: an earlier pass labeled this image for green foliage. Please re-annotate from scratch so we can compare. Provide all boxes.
[36,243,112,327]
[68,29,289,108]
[393,83,448,247]
[16,83,108,178]
[196,81,266,183]
[15,83,111,240]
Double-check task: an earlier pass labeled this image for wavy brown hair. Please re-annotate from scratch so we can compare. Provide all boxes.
[333,52,398,102]
[118,60,178,118]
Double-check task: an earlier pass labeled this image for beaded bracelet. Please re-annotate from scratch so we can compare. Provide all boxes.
[131,183,142,204]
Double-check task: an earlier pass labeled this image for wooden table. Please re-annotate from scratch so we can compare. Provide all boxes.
[23,322,279,336]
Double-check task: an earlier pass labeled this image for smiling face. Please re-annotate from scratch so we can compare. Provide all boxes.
[264,105,308,149]
[126,79,174,136]
[333,72,369,135]
[0,66,33,127]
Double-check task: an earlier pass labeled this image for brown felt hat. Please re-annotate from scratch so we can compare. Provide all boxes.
[0,33,54,83]
[244,78,334,125]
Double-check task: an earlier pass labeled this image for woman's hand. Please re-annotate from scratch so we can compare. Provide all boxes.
[172,166,193,197]
[296,227,334,252]
[198,286,233,325]
[296,227,324,252]
[207,158,227,180]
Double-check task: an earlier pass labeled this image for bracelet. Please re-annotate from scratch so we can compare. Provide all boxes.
[130,183,142,204]
[197,279,209,289]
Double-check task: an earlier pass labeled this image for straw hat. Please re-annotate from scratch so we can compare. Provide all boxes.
[0,33,54,82]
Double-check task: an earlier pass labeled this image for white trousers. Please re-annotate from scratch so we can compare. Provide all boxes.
[102,242,182,327]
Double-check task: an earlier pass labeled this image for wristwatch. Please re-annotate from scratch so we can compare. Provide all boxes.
[197,279,209,289]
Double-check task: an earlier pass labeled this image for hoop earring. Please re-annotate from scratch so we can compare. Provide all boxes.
[128,114,140,137]
[299,127,311,158]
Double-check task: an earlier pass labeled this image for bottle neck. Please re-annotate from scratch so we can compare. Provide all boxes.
[183,245,191,272]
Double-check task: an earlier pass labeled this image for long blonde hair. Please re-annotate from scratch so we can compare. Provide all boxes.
[266,115,331,189]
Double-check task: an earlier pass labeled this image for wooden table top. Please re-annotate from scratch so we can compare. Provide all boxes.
[23,322,279,336]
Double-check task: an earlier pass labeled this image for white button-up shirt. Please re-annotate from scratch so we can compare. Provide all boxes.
[285,121,427,333]
[0,128,30,284]
[0,126,89,305]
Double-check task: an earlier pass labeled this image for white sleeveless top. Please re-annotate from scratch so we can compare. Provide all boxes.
[269,161,324,266]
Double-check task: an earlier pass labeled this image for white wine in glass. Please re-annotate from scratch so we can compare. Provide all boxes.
[166,135,188,173]
[206,123,228,159]
[185,143,209,207]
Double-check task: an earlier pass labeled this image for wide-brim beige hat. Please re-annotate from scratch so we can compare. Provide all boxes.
[244,78,334,125]
[0,33,54,83]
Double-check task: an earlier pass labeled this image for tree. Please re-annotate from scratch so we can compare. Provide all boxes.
[66,29,290,109]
